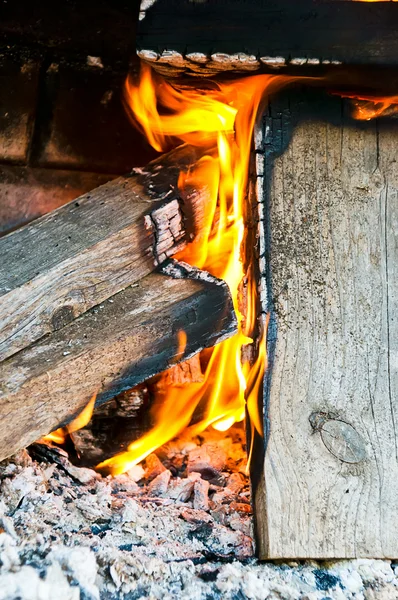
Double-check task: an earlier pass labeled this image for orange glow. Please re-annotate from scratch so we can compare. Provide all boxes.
[98,65,301,475]
[174,330,188,363]
[344,94,398,120]
[39,393,97,446]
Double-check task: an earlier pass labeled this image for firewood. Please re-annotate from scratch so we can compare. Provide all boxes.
[137,0,398,75]
[254,90,398,559]
[0,261,237,462]
[0,144,211,361]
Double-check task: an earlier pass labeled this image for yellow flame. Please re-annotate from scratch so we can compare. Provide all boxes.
[39,392,97,445]
[98,65,298,475]
[37,63,395,475]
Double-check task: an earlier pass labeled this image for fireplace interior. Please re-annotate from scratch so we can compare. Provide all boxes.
[1,1,398,598]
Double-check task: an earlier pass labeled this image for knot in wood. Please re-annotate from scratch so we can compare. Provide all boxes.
[309,412,367,464]
[51,305,75,331]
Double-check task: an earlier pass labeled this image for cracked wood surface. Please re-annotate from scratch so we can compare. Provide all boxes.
[0,145,208,362]
[0,266,237,462]
[137,0,398,74]
[255,92,398,559]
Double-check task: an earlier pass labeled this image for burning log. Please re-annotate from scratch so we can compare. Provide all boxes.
[0,144,210,361]
[137,0,398,76]
[69,385,151,465]
[0,261,237,462]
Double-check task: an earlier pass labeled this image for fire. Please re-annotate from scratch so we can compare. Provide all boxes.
[97,65,296,475]
[39,393,96,446]
[344,94,398,120]
[38,60,398,474]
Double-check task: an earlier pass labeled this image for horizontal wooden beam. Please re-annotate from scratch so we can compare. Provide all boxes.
[137,0,398,75]
[0,261,237,462]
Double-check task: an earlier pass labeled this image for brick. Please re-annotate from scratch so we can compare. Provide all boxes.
[0,165,115,235]
[0,59,40,163]
[34,67,157,174]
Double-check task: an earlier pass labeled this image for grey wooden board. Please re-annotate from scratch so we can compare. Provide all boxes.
[0,265,237,462]
[255,92,398,559]
[0,172,185,362]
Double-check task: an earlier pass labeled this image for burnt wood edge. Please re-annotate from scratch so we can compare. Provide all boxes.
[138,0,398,69]
[0,261,238,462]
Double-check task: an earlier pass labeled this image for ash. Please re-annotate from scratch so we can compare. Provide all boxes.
[0,428,396,600]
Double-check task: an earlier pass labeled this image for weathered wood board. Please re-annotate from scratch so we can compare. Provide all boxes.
[255,91,398,559]
[0,261,237,462]
[137,0,398,76]
[0,144,209,362]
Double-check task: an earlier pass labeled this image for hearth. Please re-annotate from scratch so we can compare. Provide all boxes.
[1,5,398,597]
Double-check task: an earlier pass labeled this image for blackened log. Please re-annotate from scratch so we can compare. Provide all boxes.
[137,0,398,76]
[69,385,151,465]
[0,144,210,361]
[0,261,237,462]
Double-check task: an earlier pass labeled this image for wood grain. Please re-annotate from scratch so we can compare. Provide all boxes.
[0,145,207,362]
[0,263,237,462]
[255,92,398,558]
[137,0,398,71]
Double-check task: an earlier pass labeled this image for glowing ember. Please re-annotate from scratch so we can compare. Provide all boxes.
[344,94,398,120]
[97,66,299,475]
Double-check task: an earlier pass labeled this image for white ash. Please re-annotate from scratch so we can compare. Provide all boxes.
[160,258,228,287]
[0,438,397,600]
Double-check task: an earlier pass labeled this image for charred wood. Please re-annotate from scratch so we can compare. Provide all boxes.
[0,262,237,462]
[137,0,398,76]
[0,144,210,361]
[69,385,151,465]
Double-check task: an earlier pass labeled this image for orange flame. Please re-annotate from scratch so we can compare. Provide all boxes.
[39,392,97,446]
[345,94,398,120]
[97,65,300,475]
[36,63,398,475]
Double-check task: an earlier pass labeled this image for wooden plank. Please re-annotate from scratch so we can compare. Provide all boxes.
[255,91,398,558]
[0,145,209,362]
[0,261,237,462]
[137,0,398,73]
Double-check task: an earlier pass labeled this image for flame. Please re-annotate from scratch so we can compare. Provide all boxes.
[97,65,299,475]
[39,392,97,446]
[174,330,188,363]
[343,94,398,120]
[36,63,398,475]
